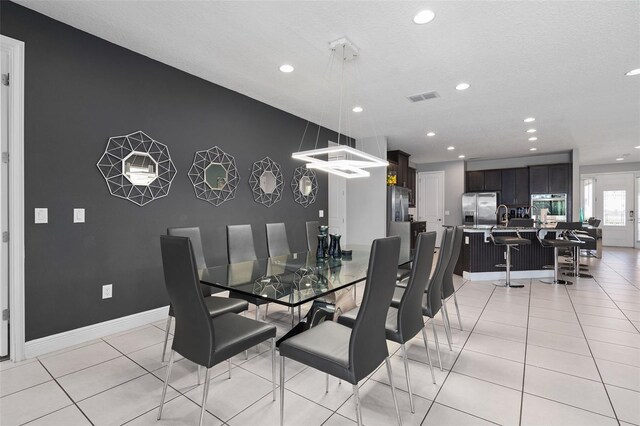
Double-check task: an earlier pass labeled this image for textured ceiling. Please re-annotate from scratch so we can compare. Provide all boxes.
[16,0,640,165]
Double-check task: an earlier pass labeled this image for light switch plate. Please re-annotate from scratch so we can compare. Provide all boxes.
[445,210,450,216]
[465,236,469,245]
[35,208,48,224]
[74,208,85,223]
[319,210,324,218]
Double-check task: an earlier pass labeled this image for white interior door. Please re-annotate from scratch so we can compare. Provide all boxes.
[637,176,640,248]
[417,171,445,246]
[328,142,347,244]
[0,49,9,357]
[595,173,635,247]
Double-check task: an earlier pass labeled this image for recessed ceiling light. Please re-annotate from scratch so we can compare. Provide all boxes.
[635,145,640,149]
[427,132,436,137]
[447,146,455,150]
[413,10,435,24]
[526,128,537,133]
[625,68,640,76]
[455,82,470,91]
[279,64,294,73]
[529,147,537,151]
[524,117,535,123]
[528,137,538,141]
[458,155,465,159]
[352,106,363,113]
[616,157,624,161]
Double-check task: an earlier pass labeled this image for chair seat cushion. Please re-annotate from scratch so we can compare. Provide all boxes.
[169,296,248,318]
[211,313,276,365]
[278,321,353,383]
[493,236,531,246]
[397,267,411,282]
[542,239,581,248]
[338,306,402,344]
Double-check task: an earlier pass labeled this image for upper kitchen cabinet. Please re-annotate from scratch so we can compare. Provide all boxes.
[500,168,529,205]
[387,150,411,188]
[466,171,485,191]
[483,170,502,191]
[529,163,571,194]
[514,167,530,204]
[465,169,502,192]
[407,166,416,207]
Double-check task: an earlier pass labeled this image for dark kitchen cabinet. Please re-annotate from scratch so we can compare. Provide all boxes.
[529,165,549,193]
[484,170,502,191]
[501,169,516,204]
[387,150,411,188]
[466,171,485,191]
[410,221,426,249]
[407,167,416,207]
[548,164,571,194]
[514,167,530,204]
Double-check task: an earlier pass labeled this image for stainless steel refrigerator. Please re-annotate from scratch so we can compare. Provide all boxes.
[462,192,499,226]
[388,186,410,222]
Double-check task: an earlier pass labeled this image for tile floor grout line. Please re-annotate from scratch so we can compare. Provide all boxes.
[35,358,95,426]
[418,282,498,425]
[521,390,620,421]
[19,402,76,426]
[0,378,53,400]
[562,280,621,423]
[518,279,533,426]
[39,352,122,381]
[588,274,640,335]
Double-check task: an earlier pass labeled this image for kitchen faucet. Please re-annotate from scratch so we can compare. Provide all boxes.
[496,204,509,226]
[529,205,537,218]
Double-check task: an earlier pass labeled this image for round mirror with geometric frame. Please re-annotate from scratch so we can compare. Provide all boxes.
[188,146,239,206]
[291,166,318,207]
[249,157,283,207]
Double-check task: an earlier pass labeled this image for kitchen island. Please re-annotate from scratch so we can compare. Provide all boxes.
[454,226,560,281]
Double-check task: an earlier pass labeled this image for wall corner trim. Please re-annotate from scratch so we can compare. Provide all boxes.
[24,306,169,359]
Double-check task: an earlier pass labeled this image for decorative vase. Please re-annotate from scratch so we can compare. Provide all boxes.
[332,234,342,259]
[328,234,337,257]
[316,235,326,259]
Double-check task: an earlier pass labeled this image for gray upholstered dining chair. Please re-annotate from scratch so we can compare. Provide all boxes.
[158,236,277,426]
[266,222,291,257]
[338,231,437,412]
[388,221,412,282]
[441,226,464,331]
[392,226,456,370]
[226,224,270,320]
[279,236,403,426]
[162,227,249,363]
[305,221,319,251]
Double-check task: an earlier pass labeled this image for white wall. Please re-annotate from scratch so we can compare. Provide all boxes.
[572,149,580,221]
[466,152,571,171]
[414,160,465,226]
[346,136,388,245]
[580,161,640,175]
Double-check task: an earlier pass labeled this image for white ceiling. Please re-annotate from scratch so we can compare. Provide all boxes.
[16,0,640,165]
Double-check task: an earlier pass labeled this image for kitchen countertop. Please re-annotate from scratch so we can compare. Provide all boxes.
[462,225,557,233]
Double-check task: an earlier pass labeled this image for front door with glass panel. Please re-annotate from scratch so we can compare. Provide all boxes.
[595,173,635,247]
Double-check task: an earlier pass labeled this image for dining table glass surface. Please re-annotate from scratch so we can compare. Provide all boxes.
[199,244,412,307]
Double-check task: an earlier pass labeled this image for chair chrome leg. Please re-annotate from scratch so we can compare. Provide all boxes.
[421,326,436,384]
[271,338,276,401]
[228,359,232,379]
[280,356,285,426]
[298,305,302,322]
[441,304,453,351]
[326,373,329,393]
[453,293,463,331]
[255,306,259,321]
[161,316,172,362]
[353,383,363,426]
[401,344,415,413]
[431,320,443,371]
[157,350,175,420]
[197,365,202,385]
[245,349,248,360]
[352,284,357,301]
[265,303,269,319]
[199,368,211,426]
[385,357,403,426]
[291,308,295,328]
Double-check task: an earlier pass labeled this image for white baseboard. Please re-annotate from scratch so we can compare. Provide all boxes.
[24,306,169,359]
[463,270,554,281]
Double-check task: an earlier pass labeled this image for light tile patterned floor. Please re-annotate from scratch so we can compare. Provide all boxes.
[1,247,639,425]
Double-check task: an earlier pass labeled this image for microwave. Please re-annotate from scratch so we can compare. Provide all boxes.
[531,193,567,222]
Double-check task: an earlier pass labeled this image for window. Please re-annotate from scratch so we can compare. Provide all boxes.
[603,190,626,226]
[582,178,594,220]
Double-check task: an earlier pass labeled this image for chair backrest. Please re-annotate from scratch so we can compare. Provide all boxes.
[397,232,436,341]
[555,221,583,230]
[167,226,212,297]
[266,223,291,257]
[424,227,454,316]
[349,236,400,382]
[227,224,258,263]
[160,235,214,367]
[305,221,319,251]
[388,221,411,252]
[441,226,463,299]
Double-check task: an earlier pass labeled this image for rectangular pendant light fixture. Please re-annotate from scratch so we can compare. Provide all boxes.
[292,145,387,179]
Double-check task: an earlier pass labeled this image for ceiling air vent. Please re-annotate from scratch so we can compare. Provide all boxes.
[407,91,440,103]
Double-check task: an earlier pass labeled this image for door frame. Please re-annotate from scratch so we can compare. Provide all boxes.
[1,35,25,361]
[417,170,445,246]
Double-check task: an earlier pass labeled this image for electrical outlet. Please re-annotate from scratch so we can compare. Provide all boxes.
[35,208,48,224]
[319,210,324,218]
[102,284,113,299]
[74,208,85,223]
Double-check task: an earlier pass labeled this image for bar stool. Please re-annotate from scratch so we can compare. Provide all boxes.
[491,226,531,288]
[562,230,593,279]
[538,230,578,285]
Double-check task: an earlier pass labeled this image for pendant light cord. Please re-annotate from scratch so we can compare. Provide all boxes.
[336,44,346,147]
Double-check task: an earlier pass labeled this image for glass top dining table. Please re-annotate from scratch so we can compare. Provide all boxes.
[199,244,412,309]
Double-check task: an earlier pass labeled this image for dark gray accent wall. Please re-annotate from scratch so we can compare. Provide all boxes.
[1,2,348,340]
